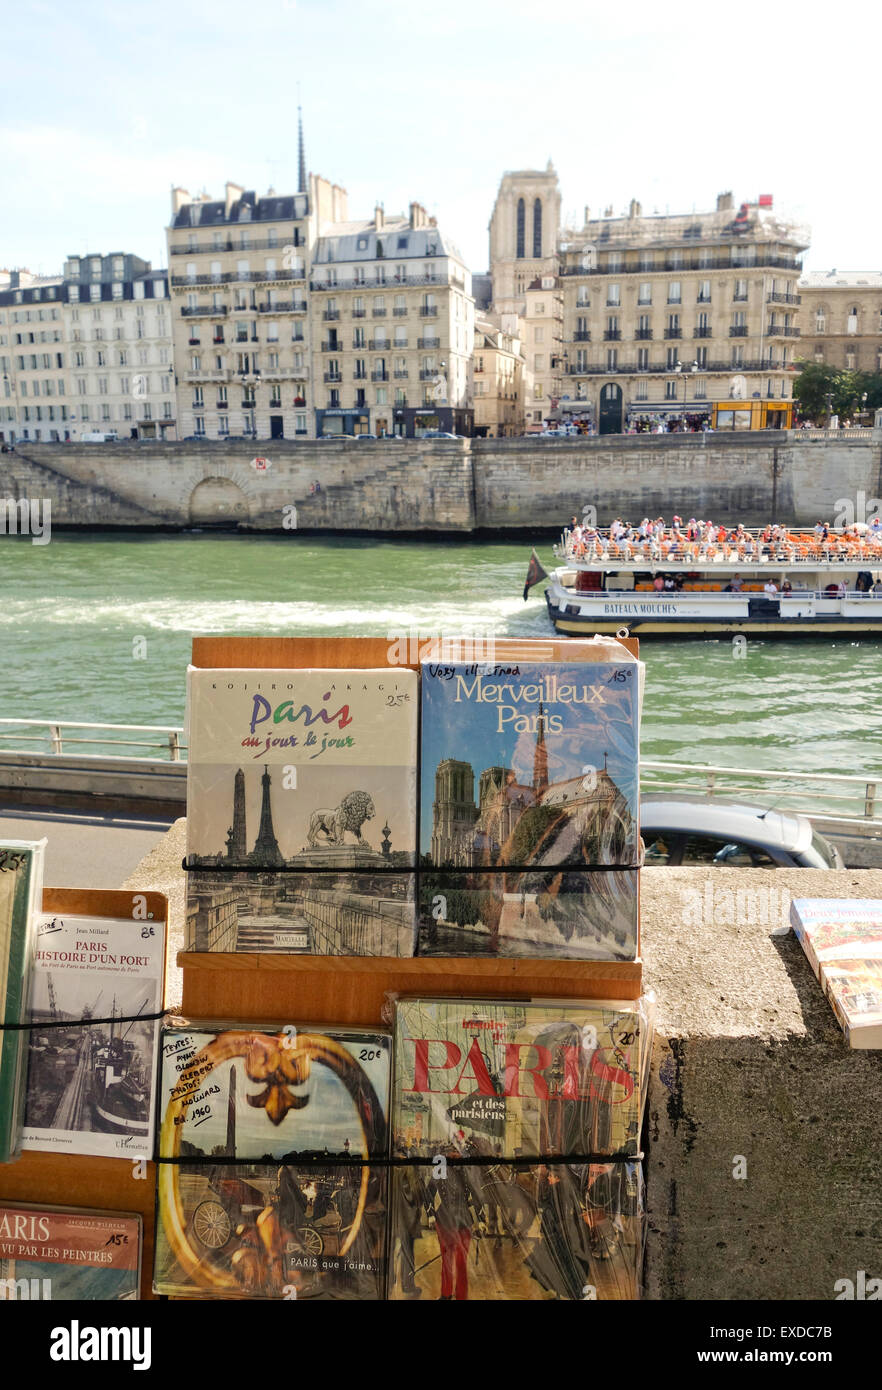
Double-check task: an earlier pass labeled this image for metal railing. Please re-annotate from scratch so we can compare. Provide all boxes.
[0,719,186,761]
[641,759,880,827]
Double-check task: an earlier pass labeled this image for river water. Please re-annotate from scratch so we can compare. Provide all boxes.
[1,531,880,777]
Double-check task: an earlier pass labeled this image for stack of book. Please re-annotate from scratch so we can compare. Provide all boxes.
[790,899,882,1048]
[0,840,45,1165]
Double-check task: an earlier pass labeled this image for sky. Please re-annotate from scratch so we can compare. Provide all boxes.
[3,0,878,281]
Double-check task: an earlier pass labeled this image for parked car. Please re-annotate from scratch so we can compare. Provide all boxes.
[639,796,844,868]
[420,430,461,439]
[80,430,119,443]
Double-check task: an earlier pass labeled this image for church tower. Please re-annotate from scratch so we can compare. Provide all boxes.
[431,759,478,865]
[250,765,284,867]
[488,162,561,317]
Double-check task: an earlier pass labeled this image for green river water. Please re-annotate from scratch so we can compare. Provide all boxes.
[1,531,880,777]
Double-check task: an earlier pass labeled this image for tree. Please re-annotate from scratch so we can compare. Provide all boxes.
[791,360,838,421]
[793,360,882,423]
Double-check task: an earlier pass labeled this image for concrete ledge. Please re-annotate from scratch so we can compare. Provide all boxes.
[122,826,882,1299]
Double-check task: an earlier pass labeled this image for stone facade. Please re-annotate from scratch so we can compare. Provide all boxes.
[309,203,474,439]
[487,164,561,318]
[798,271,882,378]
[0,259,174,445]
[472,315,525,437]
[558,193,808,433]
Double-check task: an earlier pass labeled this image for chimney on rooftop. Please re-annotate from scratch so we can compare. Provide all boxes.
[171,187,190,216]
[225,182,244,216]
[716,191,733,212]
[628,199,642,219]
[375,203,385,230]
[409,202,428,229]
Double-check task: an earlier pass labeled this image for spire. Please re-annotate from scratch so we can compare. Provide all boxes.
[251,765,284,867]
[297,106,306,195]
[533,702,549,794]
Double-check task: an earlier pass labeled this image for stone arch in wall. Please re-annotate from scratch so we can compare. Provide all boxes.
[188,476,251,526]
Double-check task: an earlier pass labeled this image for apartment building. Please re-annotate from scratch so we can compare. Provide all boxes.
[0,270,66,443]
[63,253,174,439]
[309,203,474,438]
[0,258,174,444]
[472,315,525,437]
[166,178,342,440]
[558,194,808,432]
[798,271,882,374]
[522,275,564,431]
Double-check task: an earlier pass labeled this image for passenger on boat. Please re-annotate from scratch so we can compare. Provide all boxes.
[763,580,778,596]
[873,579,882,596]
[782,580,793,596]
[653,575,665,592]
[724,575,744,592]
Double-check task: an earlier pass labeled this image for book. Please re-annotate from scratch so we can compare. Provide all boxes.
[790,899,882,1048]
[185,667,418,955]
[0,840,45,1164]
[22,912,165,1159]
[0,1203,142,1300]
[388,996,647,1301]
[153,1018,391,1299]
[417,868,639,960]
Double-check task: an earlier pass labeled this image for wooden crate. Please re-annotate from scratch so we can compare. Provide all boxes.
[0,887,169,1301]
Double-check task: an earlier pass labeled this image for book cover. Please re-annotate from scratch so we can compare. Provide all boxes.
[186,667,418,955]
[790,899,882,978]
[0,840,45,1164]
[420,659,639,871]
[22,913,165,1159]
[0,1204,141,1300]
[153,1019,391,1299]
[388,997,644,1300]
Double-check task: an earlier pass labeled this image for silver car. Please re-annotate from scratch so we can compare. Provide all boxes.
[640,796,844,868]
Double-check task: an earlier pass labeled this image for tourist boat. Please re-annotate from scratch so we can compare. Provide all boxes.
[543,525,882,636]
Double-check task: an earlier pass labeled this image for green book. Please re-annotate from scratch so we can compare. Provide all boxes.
[0,841,45,1164]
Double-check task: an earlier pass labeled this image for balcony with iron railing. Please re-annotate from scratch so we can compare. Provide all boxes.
[394,369,409,379]
[767,323,800,337]
[181,305,229,317]
[419,369,440,380]
[729,325,749,337]
[634,329,653,339]
[767,291,801,305]
[323,309,340,321]
[352,308,366,318]
[372,307,387,317]
[697,294,712,303]
[693,327,713,338]
[566,358,787,376]
[560,253,804,277]
[573,330,592,341]
[323,371,342,383]
[419,306,438,317]
[371,370,389,382]
[321,340,341,352]
[418,336,440,348]
[257,301,307,313]
[603,329,621,341]
[369,340,390,350]
[664,327,682,339]
[393,307,407,316]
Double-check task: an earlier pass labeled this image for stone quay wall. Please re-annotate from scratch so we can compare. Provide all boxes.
[3,431,881,532]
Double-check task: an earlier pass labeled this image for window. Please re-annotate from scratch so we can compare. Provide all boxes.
[190,354,201,370]
[217,385,228,405]
[123,403,132,420]
[534,354,545,371]
[636,379,648,401]
[638,283,652,305]
[665,380,677,400]
[637,347,649,370]
[534,326,545,343]
[698,280,711,303]
[194,416,205,436]
[607,283,621,307]
[218,414,229,435]
[90,285,101,303]
[353,266,365,285]
[846,349,856,369]
[193,386,204,407]
[134,281,145,300]
[237,259,250,281]
[669,250,683,269]
[77,377,87,395]
[516,198,525,258]
[606,348,618,370]
[120,375,130,394]
[666,347,678,368]
[847,307,858,334]
[696,346,708,368]
[112,282,123,300]
[694,378,706,399]
[667,313,680,334]
[668,281,681,304]
[376,386,387,404]
[731,344,744,366]
[533,197,542,257]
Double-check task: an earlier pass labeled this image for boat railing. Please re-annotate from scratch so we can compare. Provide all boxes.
[555,526,882,566]
[0,718,187,761]
[641,759,881,827]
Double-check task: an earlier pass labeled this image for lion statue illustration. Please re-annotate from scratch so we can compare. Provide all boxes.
[307,790,376,849]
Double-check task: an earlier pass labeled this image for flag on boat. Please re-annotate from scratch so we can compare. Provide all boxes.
[523,548,549,600]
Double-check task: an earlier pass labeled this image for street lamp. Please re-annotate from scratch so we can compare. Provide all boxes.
[675,359,698,411]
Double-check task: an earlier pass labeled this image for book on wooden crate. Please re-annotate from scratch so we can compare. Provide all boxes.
[790,899,882,1048]
[0,840,46,1164]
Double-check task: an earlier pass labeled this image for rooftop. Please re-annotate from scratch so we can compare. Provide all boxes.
[799,270,882,289]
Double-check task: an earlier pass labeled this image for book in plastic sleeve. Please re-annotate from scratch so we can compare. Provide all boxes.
[388,996,647,1300]
[153,1018,391,1299]
[418,657,639,959]
[22,912,166,1158]
[0,1203,142,1299]
[185,667,417,955]
[0,840,46,1164]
